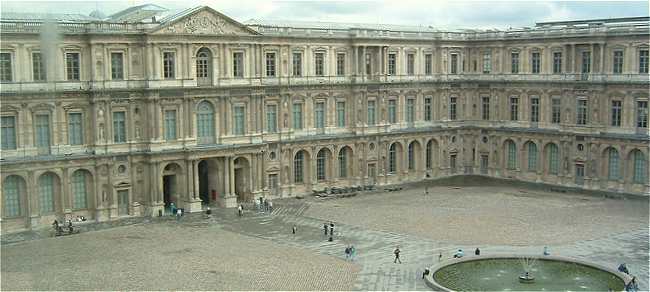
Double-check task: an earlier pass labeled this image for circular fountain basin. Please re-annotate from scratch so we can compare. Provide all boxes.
[425,255,629,291]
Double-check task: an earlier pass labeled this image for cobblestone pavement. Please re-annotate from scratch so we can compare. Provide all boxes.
[2,184,648,291]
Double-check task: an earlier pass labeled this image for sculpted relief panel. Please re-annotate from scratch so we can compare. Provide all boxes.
[163,10,249,35]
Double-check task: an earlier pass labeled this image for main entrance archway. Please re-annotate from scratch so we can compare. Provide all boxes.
[234,157,251,203]
[162,163,183,210]
[198,159,219,205]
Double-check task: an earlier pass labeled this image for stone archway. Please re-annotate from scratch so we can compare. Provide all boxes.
[233,157,251,203]
[198,159,219,205]
[162,163,183,210]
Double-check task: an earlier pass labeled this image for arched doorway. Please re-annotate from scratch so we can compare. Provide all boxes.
[162,163,183,211]
[233,157,251,203]
[198,159,219,205]
[196,48,212,86]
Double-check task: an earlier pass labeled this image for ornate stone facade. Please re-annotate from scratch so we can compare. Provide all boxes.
[0,6,648,233]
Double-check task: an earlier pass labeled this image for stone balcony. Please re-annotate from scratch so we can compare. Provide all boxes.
[1,73,648,94]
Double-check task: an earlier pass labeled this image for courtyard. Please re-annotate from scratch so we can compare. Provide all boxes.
[2,179,648,291]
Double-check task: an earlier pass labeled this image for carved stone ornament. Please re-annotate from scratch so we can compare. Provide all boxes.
[166,11,242,35]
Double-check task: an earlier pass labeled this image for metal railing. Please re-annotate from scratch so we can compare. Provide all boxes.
[1,73,647,94]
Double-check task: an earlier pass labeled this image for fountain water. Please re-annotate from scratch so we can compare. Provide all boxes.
[518,256,537,283]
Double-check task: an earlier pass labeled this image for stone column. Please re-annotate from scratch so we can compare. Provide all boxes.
[27,171,38,227]
[599,43,605,74]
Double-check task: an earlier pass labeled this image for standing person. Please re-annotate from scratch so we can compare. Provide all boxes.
[438,252,442,261]
[170,202,176,216]
[268,200,273,213]
[323,222,329,236]
[475,248,481,255]
[330,222,335,236]
[176,208,182,221]
[259,197,264,212]
[543,246,550,256]
[425,186,429,196]
[345,246,351,260]
[238,205,243,217]
[393,246,402,263]
[350,245,357,261]
[292,225,297,234]
[263,198,268,212]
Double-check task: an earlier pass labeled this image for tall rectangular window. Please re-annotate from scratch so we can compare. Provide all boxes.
[233,106,245,135]
[265,52,276,77]
[111,52,124,80]
[0,53,11,82]
[336,53,345,76]
[552,98,561,124]
[425,54,432,75]
[530,96,540,122]
[531,52,541,74]
[449,97,457,120]
[266,104,277,133]
[1,116,16,150]
[292,103,303,130]
[406,98,415,124]
[388,100,397,123]
[164,110,177,140]
[233,52,244,78]
[35,114,50,152]
[613,51,624,74]
[32,52,46,81]
[638,100,648,128]
[367,100,376,125]
[315,102,325,128]
[482,97,490,120]
[163,52,175,79]
[113,111,126,143]
[292,52,302,76]
[407,53,415,75]
[450,54,458,74]
[577,99,588,125]
[65,52,80,81]
[611,100,622,127]
[68,113,83,145]
[553,52,562,74]
[388,53,396,75]
[510,97,519,121]
[640,50,649,73]
[336,101,345,128]
[314,52,324,76]
[365,53,372,75]
[581,51,591,73]
[483,52,491,73]
[511,52,519,73]
[424,97,432,121]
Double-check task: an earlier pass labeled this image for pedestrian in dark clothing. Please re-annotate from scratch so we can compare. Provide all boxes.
[475,248,481,255]
[330,222,334,236]
[292,225,297,234]
[345,246,351,260]
[438,252,442,261]
[328,235,333,242]
[394,246,402,263]
[618,263,630,275]
[422,268,430,279]
[323,222,329,235]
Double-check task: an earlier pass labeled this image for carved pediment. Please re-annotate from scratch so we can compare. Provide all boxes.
[151,7,259,36]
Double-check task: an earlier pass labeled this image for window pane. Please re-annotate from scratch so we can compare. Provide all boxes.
[367,101,376,125]
[336,101,345,128]
[65,52,80,80]
[234,106,245,135]
[72,171,87,210]
[111,52,124,80]
[293,103,303,129]
[388,100,397,123]
[163,52,175,79]
[336,53,345,76]
[164,110,177,140]
[39,173,55,213]
[32,52,46,81]
[638,101,648,128]
[266,53,276,77]
[292,53,302,76]
[113,111,126,143]
[233,52,244,78]
[266,105,277,132]
[3,176,21,217]
[315,53,324,76]
[35,114,50,149]
[68,113,83,145]
[1,116,17,150]
[0,53,12,82]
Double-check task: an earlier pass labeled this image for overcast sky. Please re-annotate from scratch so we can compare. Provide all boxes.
[1,0,647,29]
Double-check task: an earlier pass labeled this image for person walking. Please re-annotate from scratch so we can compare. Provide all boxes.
[438,252,443,261]
[329,222,335,236]
[292,225,297,234]
[238,205,243,217]
[176,208,182,221]
[268,200,273,213]
[323,222,329,236]
[393,246,402,263]
[345,246,351,260]
[350,245,356,261]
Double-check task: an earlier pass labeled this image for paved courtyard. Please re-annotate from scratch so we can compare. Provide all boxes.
[2,180,648,291]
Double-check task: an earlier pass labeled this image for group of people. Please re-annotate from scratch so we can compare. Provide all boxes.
[52,219,76,236]
[345,245,357,261]
[255,197,273,213]
[323,221,336,241]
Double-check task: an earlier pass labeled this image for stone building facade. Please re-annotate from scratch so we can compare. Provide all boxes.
[0,6,648,233]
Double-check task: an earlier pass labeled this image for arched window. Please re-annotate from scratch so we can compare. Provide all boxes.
[507,140,517,170]
[389,143,397,174]
[38,173,55,213]
[294,151,304,183]
[2,176,22,217]
[548,143,559,175]
[527,142,538,172]
[317,149,328,181]
[338,148,349,178]
[633,150,647,184]
[196,48,212,86]
[408,142,415,170]
[197,101,215,144]
[608,148,620,180]
[72,170,88,210]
